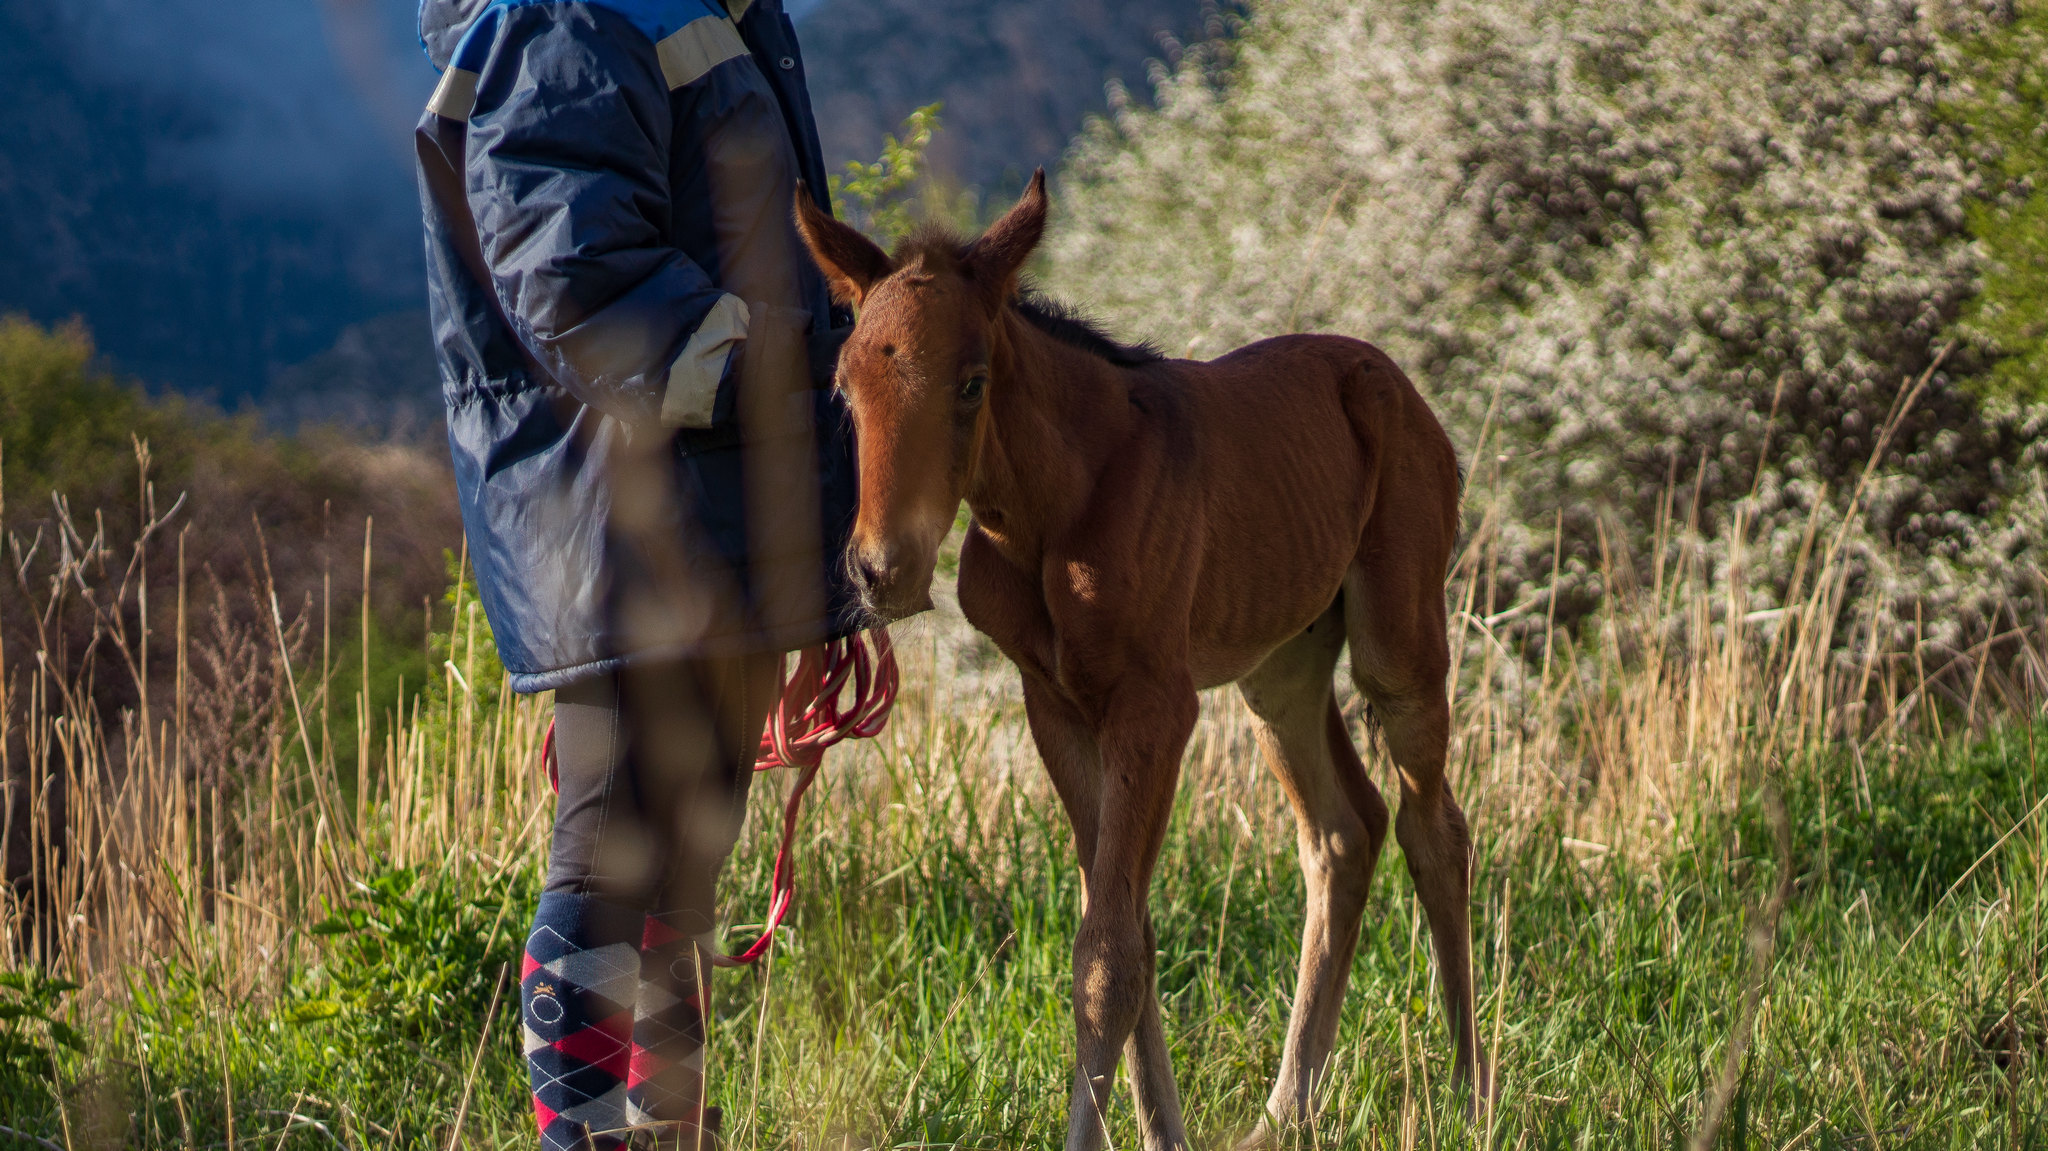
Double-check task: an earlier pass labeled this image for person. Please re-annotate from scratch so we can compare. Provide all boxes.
[414,0,859,1145]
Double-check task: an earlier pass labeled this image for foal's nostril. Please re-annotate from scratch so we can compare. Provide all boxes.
[849,547,890,595]
[848,540,932,619]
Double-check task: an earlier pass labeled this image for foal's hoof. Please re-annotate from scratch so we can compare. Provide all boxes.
[1232,1123,1279,1151]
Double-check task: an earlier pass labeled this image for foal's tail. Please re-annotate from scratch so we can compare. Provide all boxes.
[1325,688,1390,838]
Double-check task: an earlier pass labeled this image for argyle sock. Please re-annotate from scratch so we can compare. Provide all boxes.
[523,892,646,1151]
[626,912,710,1141]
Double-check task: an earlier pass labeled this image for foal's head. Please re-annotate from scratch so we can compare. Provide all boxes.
[795,171,1048,621]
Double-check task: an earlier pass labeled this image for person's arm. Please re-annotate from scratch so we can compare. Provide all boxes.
[461,4,744,427]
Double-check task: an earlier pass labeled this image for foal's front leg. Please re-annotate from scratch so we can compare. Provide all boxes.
[1025,680,1181,1150]
[1064,674,1198,1151]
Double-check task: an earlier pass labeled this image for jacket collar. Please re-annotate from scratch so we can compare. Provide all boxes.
[420,0,780,71]
[420,0,493,71]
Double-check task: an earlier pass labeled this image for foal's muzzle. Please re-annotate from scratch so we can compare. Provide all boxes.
[846,538,934,621]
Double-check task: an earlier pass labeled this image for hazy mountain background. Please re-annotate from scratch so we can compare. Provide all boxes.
[0,0,1210,432]
[0,0,428,407]
[798,0,1225,199]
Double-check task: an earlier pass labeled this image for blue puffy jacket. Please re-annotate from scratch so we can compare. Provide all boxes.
[416,0,860,693]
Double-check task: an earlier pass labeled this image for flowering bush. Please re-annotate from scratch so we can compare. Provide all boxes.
[1047,0,2048,660]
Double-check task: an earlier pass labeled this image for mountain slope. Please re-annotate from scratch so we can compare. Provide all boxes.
[0,0,420,402]
[0,0,1216,410]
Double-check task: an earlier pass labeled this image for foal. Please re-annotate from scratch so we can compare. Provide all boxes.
[797,173,1485,1149]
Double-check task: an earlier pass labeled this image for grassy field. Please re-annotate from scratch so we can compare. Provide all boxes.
[5,673,2044,1149]
[0,477,2044,1149]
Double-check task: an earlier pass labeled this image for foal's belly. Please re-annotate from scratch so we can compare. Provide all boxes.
[1185,583,1344,690]
[1183,523,1359,690]
[1188,646,1280,692]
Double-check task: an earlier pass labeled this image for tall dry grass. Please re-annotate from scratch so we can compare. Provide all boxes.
[6,399,2044,997]
[1438,356,2048,860]
[0,450,551,1005]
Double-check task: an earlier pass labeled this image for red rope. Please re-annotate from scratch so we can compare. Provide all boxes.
[538,628,899,967]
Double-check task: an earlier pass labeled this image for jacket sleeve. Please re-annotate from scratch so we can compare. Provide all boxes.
[462,4,743,426]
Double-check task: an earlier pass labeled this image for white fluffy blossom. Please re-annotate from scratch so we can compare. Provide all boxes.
[1048,0,2048,654]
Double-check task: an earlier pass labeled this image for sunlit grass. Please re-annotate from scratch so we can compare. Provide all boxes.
[34,699,2045,1149]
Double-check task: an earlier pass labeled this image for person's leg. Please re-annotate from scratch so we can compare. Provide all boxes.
[526,672,659,1151]
[620,651,780,1146]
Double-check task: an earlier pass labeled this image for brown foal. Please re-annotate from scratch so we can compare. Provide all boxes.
[797,172,1486,1149]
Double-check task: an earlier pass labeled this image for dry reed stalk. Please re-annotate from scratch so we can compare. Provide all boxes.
[0,453,549,1012]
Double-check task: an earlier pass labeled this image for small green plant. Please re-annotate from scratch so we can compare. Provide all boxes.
[828,103,943,248]
[291,865,533,1054]
[827,103,980,250]
[0,969,84,1084]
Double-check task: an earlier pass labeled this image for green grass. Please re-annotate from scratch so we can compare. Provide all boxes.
[8,711,2044,1149]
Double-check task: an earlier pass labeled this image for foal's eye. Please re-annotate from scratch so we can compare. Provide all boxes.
[960,374,989,404]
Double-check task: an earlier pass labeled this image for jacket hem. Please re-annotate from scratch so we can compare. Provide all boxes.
[506,611,866,694]
[510,657,628,695]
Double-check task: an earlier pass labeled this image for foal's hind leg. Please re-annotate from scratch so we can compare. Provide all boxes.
[1343,565,1489,1099]
[1237,604,1389,1138]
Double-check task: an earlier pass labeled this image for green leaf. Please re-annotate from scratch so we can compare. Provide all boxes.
[283,1000,344,1025]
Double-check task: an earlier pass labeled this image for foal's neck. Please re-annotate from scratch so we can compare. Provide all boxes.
[965,308,1133,559]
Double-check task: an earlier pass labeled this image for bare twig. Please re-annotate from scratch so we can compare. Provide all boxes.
[254,1113,343,1151]
[267,1092,309,1151]
[1689,779,1794,1151]
[300,1097,393,1142]
[0,1124,65,1151]
[445,962,510,1151]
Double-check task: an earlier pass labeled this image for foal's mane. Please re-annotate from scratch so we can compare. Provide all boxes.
[893,228,1165,368]
[1012,287,1165,368]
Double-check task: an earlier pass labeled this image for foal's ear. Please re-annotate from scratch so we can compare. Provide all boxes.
[964,168,1048,308]
[794,182,894,306]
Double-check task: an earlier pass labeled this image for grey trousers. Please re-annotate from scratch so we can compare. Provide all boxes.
[545,652,781,934]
